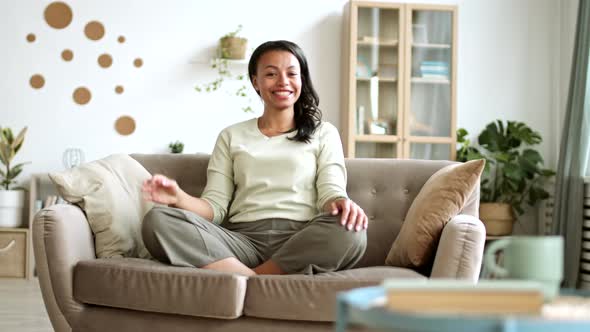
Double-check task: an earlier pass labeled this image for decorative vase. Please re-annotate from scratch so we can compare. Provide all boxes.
[63,148,85,169]
[479,202,516,236]
[0,190,25,228]
[219,37,247,59]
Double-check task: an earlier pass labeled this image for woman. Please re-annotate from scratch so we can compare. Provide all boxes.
[141,40,367,276]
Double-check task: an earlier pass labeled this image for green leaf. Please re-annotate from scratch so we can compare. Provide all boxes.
[457,128,468,142]
[9,162,28,175]
[7,167,23,180]
[1,128,14,144]
[11,127,27,152]
[464,149,481,160]
[504,163,522,181]
[521,149,543,165]
[478,122,501,151]
[0,143,10,165]
[494,152,512,163]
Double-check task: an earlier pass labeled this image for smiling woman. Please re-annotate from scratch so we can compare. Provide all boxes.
[140,40,369,277]
[251,50,302,127]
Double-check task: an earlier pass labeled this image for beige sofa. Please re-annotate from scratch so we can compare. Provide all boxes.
[33,154,486,332]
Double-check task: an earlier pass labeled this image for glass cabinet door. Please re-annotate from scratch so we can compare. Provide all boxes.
[405,6,456,160]
[409,143,452,160]
[353,5,403,158]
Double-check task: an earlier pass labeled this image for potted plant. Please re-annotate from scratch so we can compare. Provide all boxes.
[457,120,555,235]
[219,24,248,60]
[0,126,29,228]
[168,140,184,154]
[195,25,253,113]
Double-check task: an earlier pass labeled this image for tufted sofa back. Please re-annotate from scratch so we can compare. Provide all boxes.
[131,154,480,269]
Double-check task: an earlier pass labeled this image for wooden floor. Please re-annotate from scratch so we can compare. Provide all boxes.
[0,279,54,332]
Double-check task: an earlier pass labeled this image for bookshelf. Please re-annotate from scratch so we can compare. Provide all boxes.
[342,1,457,159]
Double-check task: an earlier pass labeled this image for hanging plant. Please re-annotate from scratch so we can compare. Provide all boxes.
[195,25,253,113]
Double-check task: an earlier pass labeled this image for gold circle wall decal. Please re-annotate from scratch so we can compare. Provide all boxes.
[98,53,113,68]
[115,116,136,135]
[73,87,92,105]
[133,58,143,68]
[118,36,126,43]
[61,49,73,61]
[30,74,45,89]
[44,2,73,29]
[26,33,36,42]
[84,21,105,41]
[115,85,124,94]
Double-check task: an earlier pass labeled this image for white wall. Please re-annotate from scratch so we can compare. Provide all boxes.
[0,0,578,188]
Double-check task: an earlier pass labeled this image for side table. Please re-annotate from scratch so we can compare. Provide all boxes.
[335,286,590,332]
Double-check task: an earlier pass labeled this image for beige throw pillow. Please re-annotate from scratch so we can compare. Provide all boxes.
[49,154,154,258]
[385,159,485,269]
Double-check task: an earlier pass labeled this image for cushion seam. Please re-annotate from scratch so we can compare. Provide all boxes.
[454,221,470,278]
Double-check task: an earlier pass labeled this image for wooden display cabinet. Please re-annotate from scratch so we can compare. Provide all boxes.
[342,1,457,160]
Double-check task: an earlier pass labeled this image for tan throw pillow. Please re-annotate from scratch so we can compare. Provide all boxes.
[385,159,485,269]
[49,154,154,258]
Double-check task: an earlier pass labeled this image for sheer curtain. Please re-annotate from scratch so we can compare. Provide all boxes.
[553,0,590,288]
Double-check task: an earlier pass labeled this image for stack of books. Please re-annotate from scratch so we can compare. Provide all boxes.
[420,61,449,79]
[383,279,545,316]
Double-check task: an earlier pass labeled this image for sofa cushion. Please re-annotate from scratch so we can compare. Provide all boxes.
[49,154,154,258]
[244,267,425,322]
[386,159,485,270]
[74,258,247,319]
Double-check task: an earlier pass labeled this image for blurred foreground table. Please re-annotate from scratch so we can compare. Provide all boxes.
[335,286,590,332]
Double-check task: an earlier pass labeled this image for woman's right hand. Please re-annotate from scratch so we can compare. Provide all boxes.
[142,174,180,205]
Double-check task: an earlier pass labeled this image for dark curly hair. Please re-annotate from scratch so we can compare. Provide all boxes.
[248,40,322,143]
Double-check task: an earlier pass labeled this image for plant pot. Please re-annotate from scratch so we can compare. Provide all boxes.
[0,190,25,228]
[219,37,248,60]
[479,202,516,236]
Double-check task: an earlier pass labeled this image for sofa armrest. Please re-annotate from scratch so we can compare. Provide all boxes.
[429,214,486,281]
[33,204,96,332]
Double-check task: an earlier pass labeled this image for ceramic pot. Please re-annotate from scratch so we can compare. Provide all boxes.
[479,202,515,236]
[0,190,25,228]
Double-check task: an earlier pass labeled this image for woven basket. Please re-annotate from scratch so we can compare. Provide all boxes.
[219,37,247,60]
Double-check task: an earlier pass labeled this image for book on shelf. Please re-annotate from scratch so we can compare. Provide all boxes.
[420,74,449,80]
[421,61,447,66]
[382,279,545,316]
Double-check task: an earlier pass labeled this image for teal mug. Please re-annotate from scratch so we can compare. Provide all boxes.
[484,236,564,301]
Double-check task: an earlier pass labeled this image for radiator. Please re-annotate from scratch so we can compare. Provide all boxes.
[538,179,590,289]
[538,180,555,236]
[581,178,590,290]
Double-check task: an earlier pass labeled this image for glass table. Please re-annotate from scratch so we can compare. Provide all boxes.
[335,286,590,332]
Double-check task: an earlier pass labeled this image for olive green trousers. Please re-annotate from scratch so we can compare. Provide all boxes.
[141,206,367,274]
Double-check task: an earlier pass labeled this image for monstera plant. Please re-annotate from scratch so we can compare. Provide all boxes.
[457,120,555,235]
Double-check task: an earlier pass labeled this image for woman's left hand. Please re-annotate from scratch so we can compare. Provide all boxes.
[326,198,368,232]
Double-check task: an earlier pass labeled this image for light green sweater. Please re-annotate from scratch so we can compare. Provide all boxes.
[201,118,348,224]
